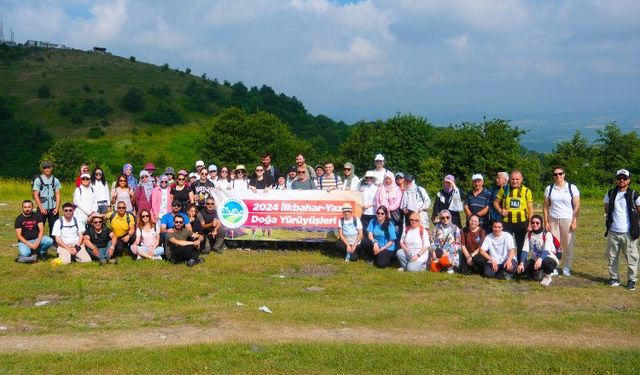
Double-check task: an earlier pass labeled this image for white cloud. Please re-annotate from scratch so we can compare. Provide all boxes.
[446,34,469,52]
[307,36,380,64]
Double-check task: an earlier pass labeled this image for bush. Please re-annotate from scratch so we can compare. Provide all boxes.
[161,63,169,72]
[121,87,145,112]
[99,118,110,127]
[148,84,171,98]
[83,84,91,92]
[81,98,111,117]
[129,56,136,62]
[141,103,184,125]
[87,127,105,139]
[70,113,83,124]
[37,85,51,98]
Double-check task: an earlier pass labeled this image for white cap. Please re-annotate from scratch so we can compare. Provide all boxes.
[374,153,384,161]
[471,173,483,181]
[80,173,91,179]
[364,171,377,181]
[616,169,630,177]
[189,172,198,179]
[195,160,205,167]
[208,164,217,172]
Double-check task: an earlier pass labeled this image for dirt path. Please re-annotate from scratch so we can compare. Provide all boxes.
[0,320,637,352]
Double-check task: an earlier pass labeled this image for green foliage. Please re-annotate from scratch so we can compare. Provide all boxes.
[185,67,191,75]
[121,87,145,112]
[39,138,89,181]
[0,119,52,178]
[0,95,14,120]
[82,84,91,92]
[87,126,105,139]
[147,84,172,98]
[161,63,169,72]
[141,103,184,125]
[81,98,111,117]
[129,56,136,62]
[201,107,312,169]
[37,84,51,98]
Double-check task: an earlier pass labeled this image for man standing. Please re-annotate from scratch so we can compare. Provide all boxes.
[295,154,316,181]
[167,216,203,267]
[464,174,492,232]
[197,198,225,254]
[291,167,316,190]
[261,153,280,184]
[317,162,342,191]
[494,170,533,262]
[479,221,517,279]
[489,172,509,225]
[604,169,640,290]
[32,161,61,236]
[371,154,390,186]
[52,203,91,265]
[107,201,136,258]
[15,200,54,262]
[285,166,298,189]
[195,160,205,175]
[207,164,218,183]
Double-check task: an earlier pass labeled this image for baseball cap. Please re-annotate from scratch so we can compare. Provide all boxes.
[195,160,205,167]
[472,173,483,181]
[208,164,217,172]
[374,154,384,161]
[395,172,405,179]
[41,161,53,168]
[164,167,175,175]
[616,169,630,178]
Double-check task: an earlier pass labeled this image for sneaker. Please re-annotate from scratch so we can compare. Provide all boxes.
[186,259,197,267]
[136,255,142,260]
[108,258,118,265]
[345,257,351,263]
[608,279,620,287]
[99,259,107,266]
[397,267,405,272]
[551,269,559,276]
[540,274,553,287]
[446,267,455,274]
[504,273,514,280]
[563,267,571,277]
[152,256,163,260]
[627,280,636,291]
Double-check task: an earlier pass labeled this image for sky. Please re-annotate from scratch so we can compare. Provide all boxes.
[1,0,639,147]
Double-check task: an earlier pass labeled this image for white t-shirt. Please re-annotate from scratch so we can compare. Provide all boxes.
[338,217,363,245]
[361,184,378,215]
[545,183,579,219]
[52,216,83,245]
[401,226,431,255]
[604,189,640,233]
[371,169,390,187]
[480,232,515,264]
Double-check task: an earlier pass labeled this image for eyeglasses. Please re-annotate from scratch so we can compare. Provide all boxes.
[297,171,306,174]
[553,172,564,176]
[63,209,73,212]
[440,216,450,220]
[141,214,150,218]
[117,206,126,210]
[92,221,102,224]
[409,219,419,223]
[531,221,541,225]
[376,212,385,216]
[118,179,126,182]
[617,176,629,181]
[81,177,90,181]
[177,177,186,181]
[161,180,168,184]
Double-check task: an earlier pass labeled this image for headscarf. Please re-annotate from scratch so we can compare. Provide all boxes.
[377,171,400,205]
[139,171,154,200]
[123,163,138,189]
[443,175,455,193]
[531,214,544,234]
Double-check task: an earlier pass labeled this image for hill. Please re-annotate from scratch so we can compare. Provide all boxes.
[0,44,351,178]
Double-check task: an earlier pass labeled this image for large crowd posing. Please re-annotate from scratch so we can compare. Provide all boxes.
[13,152,639,290]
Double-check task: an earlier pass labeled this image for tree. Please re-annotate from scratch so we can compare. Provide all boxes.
[129,56,136,62]
[39,138,88,181]
[200,107,312,169]
[37,85,51,98]
[185,67,191,75]
[595,122,640,176]
[121,87,145,112]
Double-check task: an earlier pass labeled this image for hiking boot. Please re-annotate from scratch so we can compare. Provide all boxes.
[627,280,636,291]
[540,274,553,287]
[608,279,620,287]
[108,258,118,265]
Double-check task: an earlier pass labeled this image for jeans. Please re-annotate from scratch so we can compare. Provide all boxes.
[396,251,428,272]
[18,236,54,257]
[484,259,518,278]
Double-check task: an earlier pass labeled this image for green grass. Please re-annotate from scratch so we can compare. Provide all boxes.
[1,189,639,373]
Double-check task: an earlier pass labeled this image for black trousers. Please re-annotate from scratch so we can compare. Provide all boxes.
[522,257,558,280]
[484,259,518,278]
[458,253,486,275]
[171,245,199,263]
[114,234,136,257]
[40,208,59,237]
[335,240,363,261]
[360,238,394,268]
[503,221,528,262]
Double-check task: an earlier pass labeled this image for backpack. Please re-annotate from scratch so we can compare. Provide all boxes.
[340,217,357,230]
[528,230,563,259]
[55,216,79,233]
[32,174,59,198]
[547,183,574,207]
[107,211,133,230]
[404,224,425,242]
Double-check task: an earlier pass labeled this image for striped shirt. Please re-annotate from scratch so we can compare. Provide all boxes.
[496,185,533,224]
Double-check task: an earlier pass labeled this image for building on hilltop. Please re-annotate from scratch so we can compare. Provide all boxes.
[24,40,68,49]
[92,46,107,53]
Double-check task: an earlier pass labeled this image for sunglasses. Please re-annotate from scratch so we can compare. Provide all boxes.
[81,177,90,180]
[95,172,103,176]
[172,204,182,207]
[92,221,103,224]
[161,180,168,184]
[117,206,126,209]
[43,166,52,169]
[440,216,451,220]
[141,214,150,218]
[177,177,186,181]
[174,221,184,224]
[553,172,564,176]
[376,212,385,216]
[531,221,541,225]
[206,203,214,206]
[617,176,629,181]
[256,169,264,172]
[409,219,419,223]
[297,171,306,174]
[118,179,126,182]
[344,168,351,171]
[236,170,245,174]
[63,209,73,212]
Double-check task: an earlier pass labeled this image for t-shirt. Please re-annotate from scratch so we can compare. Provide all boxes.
[338,217,363,245]
[461,227,486,254]
[15,213,43,241]
[367,220,396,251]
[545,183,579,219]
[160,211,190,230]
[604,189,640,233]
[291,178,316,190]
[109,212,135,238]
[52,217,83,245]
[249,177,271,190]
[85,226,112,248]
[32,174,61,210]
[171,186,191,208]
[400,226,430,254]
[480,232,515,264]
[317,174,342,191]
[136,227,158,247]
[465,188,492,225]
[167,229,194,250]
[496,186,533,223]
[197,209,218,234]
[191,180,215,207]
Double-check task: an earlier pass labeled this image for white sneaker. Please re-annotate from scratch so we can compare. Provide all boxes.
[552,269,559,276]
[540,274,553,287]
[397,267,405,272]
[153,256,163,260]
[563,267,571,277]
[136,255,142,260]
[446,267,454,274]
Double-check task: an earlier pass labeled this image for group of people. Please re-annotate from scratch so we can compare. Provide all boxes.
[13,154,638,290]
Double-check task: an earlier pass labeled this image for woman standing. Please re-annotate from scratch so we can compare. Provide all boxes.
[432,175,464,228]
[111,173,135,214]
[91,166,110,216]
[543,166,579,277]
[170,170,194,213]
[397,212,430,272]
[216,166,232,190]
[131,209,164,260]
[135,170,154,214]
[231,165,249,190]
[366,205,397,268]
[151,175,172,224]
[374,171,403,237]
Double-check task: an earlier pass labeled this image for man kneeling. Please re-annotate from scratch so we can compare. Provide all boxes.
[84,216,117,265]
[167,216,203,267]
[52,203,91,265]
[479,221,517,279]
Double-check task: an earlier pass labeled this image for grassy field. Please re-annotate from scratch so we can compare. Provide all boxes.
[0,179,639,374]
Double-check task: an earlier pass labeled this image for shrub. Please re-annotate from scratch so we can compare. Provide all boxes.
[129,56,136,62]
[121,87,145,112]
[161,63,169,72]
[70,113,83,124]
[141,103,184,125]
[99,118,110,127]
[83,84,91,92]
[87,127,105,139]
[37,85,51,98]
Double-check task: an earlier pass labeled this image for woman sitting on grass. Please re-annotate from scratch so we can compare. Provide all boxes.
[459,214,487,275]
[397,212,430,272]
[131,209,164,260]
[517,215,559,287]
[366,205,397,268]
[430,210,461,274]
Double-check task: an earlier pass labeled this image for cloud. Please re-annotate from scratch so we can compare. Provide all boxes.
[446,34,469,52]
[307,36,380,64]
